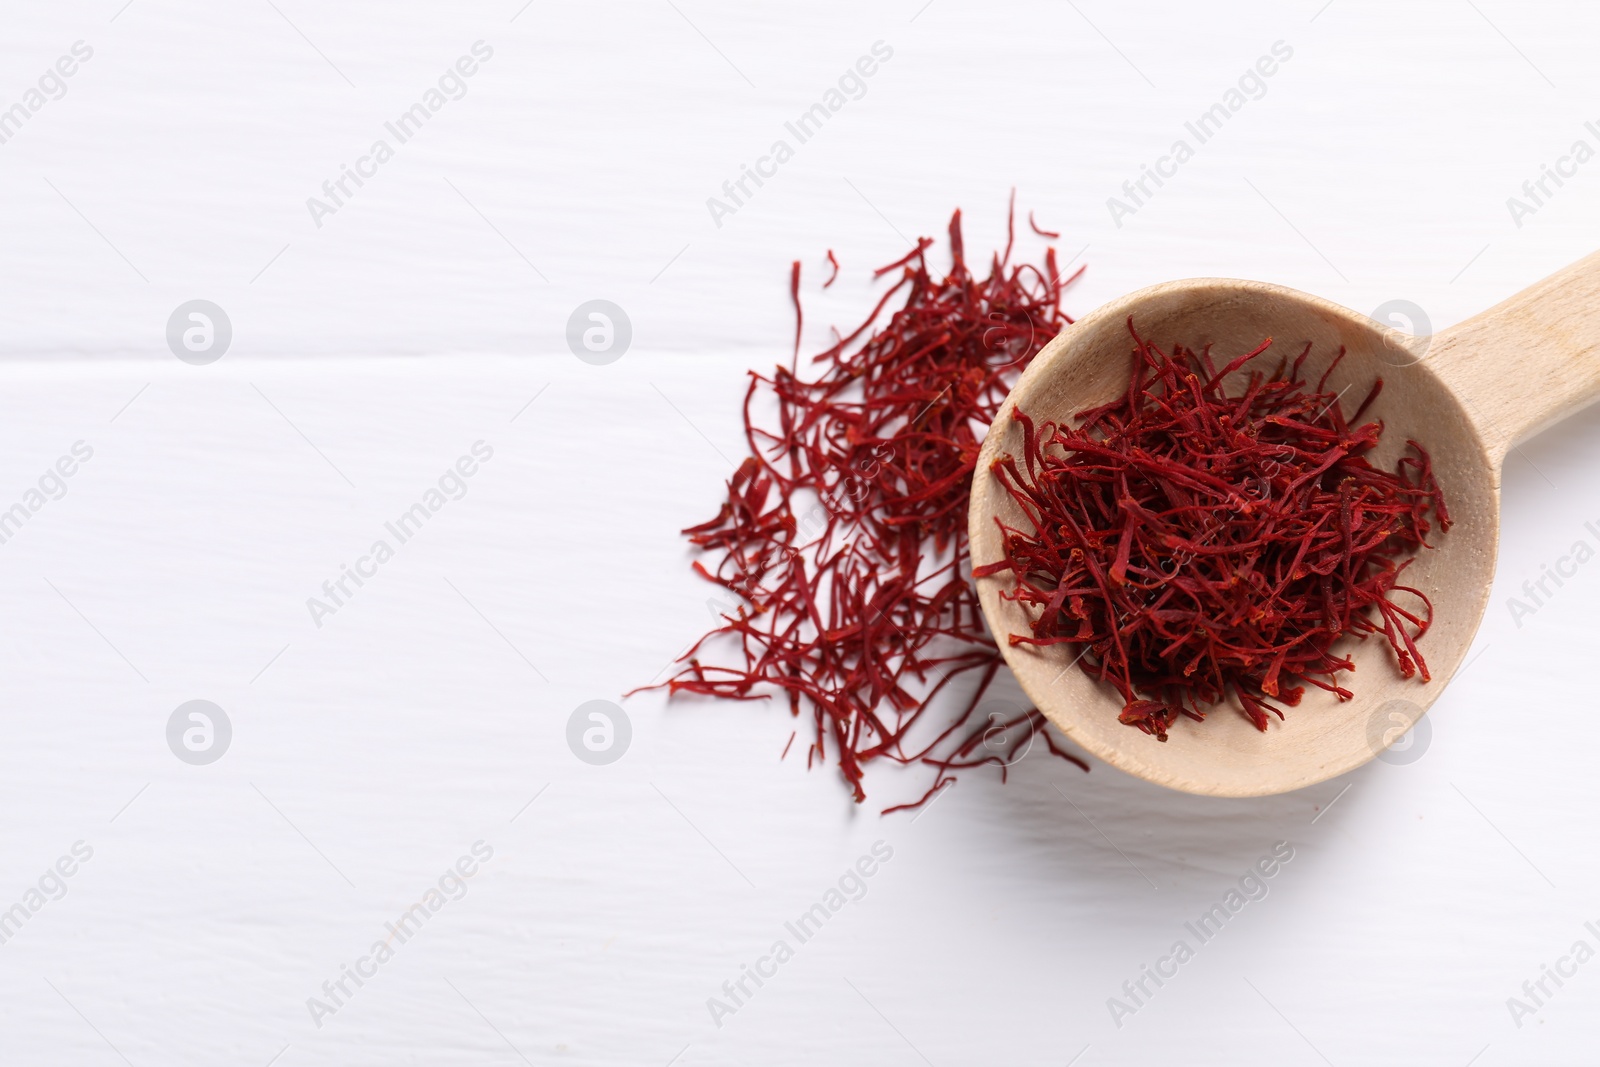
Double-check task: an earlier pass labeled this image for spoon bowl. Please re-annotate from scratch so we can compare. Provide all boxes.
[970,256,1600,796]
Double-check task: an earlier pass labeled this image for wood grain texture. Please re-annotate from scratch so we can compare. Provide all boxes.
[1431,249,1600,466]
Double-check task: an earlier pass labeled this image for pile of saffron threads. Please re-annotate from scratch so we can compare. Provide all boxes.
[646,204,1090,812]
[974,321,1450,739]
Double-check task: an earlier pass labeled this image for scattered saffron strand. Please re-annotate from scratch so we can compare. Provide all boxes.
[789,260,803,363]
[636,203,1088,810]
[1028,211,1059,239]
[974,320,1449,739]
[823,249,840,288]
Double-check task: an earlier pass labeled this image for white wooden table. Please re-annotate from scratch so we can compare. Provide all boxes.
[0,1,1594,1063]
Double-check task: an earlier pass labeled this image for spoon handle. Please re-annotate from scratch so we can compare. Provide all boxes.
[1428,249,1600,466]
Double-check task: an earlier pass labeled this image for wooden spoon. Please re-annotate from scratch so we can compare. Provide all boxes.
[969,255,1600,796]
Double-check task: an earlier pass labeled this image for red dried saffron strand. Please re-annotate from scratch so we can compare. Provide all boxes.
[973,321,1450,739]
[644,201,1089,810]
[789,260,803,361]
[823,249,840,288]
